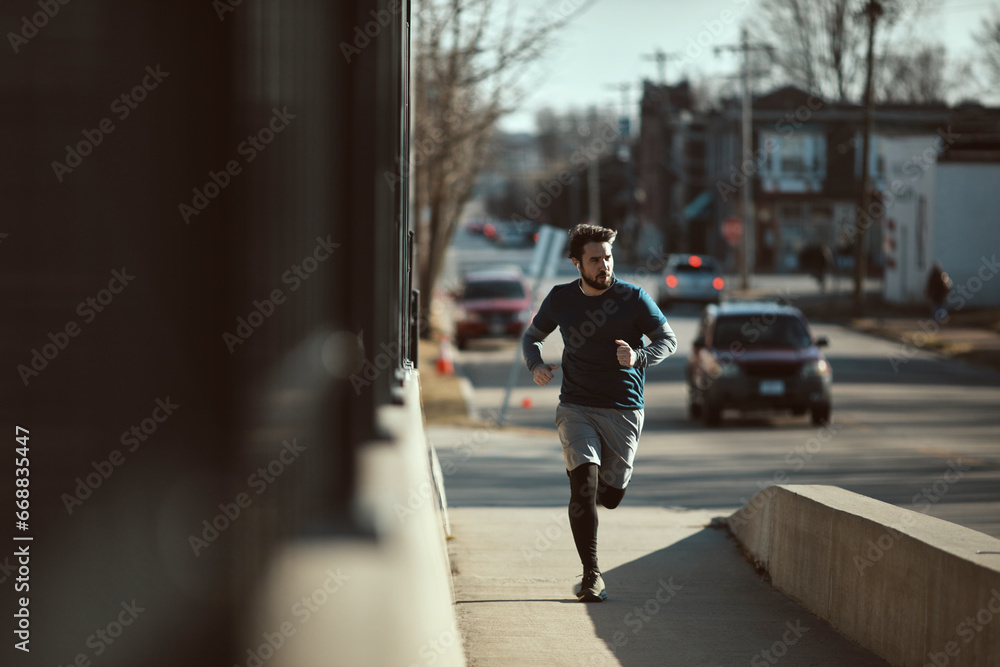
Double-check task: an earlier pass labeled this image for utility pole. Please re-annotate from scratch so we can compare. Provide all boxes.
[587,106,603,226]
[640,52,680,255]
[641,49,682,85]
[605,82,632,137]
[608,82,631,112]
[854,1,883,316]
[597,84,634,229]
[588,153,601,226]
[739,28,752,290]
[716,29,771,289]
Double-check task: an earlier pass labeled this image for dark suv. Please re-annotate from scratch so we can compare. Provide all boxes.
[686,302,832,426]
[454,269,533,349]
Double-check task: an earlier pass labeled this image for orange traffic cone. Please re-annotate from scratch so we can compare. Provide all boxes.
[435,336,455,376]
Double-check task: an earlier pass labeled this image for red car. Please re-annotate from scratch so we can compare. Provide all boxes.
[454,269,533,349]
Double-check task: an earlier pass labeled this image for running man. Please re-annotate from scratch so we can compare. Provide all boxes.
[521,223,677,602]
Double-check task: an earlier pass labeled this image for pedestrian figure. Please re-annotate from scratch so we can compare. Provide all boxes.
[926,262,952,322]
[817,244,834,293]
[799,243,834,293]
[521,224,677,602]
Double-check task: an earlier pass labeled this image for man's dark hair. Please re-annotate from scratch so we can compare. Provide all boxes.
[567,224,617,261]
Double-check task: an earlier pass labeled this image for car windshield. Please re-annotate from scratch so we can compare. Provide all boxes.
[464,280,525,300]
[712,315,812,348]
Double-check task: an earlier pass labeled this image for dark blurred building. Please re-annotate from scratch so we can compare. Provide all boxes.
[636,80,711,256]
[2,2,414,665]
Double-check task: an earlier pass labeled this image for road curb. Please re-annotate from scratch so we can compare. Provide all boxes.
[729,484,1000,667]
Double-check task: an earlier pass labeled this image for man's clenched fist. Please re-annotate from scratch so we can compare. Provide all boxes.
[532,363,559,386]
[615,339,637,367]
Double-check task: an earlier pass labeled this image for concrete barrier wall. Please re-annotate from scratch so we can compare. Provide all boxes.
[729,485,1000,667]
[252,370,465,667]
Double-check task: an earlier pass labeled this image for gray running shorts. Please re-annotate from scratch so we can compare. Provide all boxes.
[555,402,644,489]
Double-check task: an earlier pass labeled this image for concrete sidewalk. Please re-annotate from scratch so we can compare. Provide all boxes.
[450,506,888,666]
[437,425,889,667]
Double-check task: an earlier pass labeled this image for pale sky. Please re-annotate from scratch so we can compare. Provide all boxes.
[497,0,998,133]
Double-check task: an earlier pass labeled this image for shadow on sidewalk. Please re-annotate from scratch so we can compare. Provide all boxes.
[583,528,889,666]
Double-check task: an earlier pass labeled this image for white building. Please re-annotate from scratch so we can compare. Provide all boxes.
[879,135,1000,308]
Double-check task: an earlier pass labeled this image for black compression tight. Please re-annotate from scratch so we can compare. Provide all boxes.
[567,463,626,572]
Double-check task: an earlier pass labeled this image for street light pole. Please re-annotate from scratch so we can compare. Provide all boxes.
[854,0,882,316]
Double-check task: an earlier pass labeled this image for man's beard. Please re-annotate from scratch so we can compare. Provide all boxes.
[581,270,612,291]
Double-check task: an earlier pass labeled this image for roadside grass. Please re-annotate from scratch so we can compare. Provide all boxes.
[851,309,1000,374]
[729,280,1000,374]
[417,338,471,426]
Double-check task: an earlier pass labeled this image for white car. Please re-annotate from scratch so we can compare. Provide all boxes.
[657,254,724,309]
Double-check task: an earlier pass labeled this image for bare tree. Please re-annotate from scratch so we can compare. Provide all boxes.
[877,43,949,104]
[751,0,937,102]
[974,4,1000,85]
[751,0,865,100]
[411,0,592,338]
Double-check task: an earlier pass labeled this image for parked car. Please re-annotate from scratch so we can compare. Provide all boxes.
[686,301,832,426]
[453,268,533,349]
[657,254,724,309]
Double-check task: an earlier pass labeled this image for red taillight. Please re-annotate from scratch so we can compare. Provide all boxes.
[484,223,495,237]
[666,275,678,288]
[688,255,702,268]
[533,232,539,243]
[713,277,725,290]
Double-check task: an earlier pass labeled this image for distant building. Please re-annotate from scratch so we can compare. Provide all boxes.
[477,131,545,219]
[637,82,1000,286]
[881,105,1000,306]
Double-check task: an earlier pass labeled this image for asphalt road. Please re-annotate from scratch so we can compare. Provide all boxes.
[442,225,1000,539]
